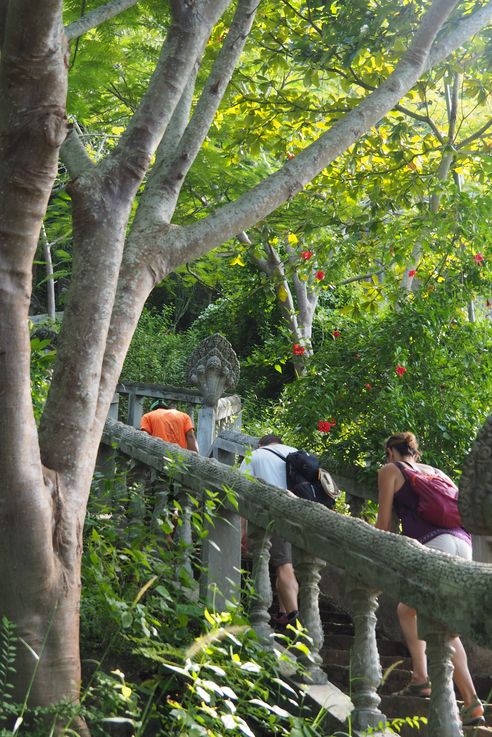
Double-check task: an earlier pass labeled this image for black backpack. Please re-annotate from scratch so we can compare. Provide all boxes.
[262,447,336,508]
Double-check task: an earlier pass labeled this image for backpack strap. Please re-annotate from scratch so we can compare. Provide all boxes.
[260,447,287,462]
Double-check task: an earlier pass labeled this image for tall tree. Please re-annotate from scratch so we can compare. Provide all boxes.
[1,0,492,728]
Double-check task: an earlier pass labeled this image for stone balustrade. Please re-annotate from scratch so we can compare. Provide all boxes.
[100,417,492,737]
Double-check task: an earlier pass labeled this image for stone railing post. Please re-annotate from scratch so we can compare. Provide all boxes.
[248,524,274,644]
[173,482,194,583]
[127,390,145,428]
[293,547,327,684]
[187,335,241,610]
[420,617,463,737]
[345,577,386,732]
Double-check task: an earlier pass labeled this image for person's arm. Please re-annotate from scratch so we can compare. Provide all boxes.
[141,413,152,434]
[375,464,398,532]
[186,429,199,453]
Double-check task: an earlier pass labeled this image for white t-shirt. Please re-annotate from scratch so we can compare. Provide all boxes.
[239,443,297,489]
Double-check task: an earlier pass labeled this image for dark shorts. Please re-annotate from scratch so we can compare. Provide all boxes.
[270,533,292,568]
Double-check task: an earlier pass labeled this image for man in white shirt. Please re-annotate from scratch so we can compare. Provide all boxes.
[240,434,299,627]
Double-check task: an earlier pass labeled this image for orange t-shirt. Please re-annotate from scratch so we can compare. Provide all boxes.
[141,409,194,449]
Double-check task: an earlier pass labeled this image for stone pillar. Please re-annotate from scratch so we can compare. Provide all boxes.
[127,391,145,428]
[249,524,274,645]
[420,617,463,737]
[293,547,327,684]
[186,335,241,610]
[173,483,194,584]
[346,577,386,731]
[187,333,240,456]
[346,494,364,518]
[199,506,242,611]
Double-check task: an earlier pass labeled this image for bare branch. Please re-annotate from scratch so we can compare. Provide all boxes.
[446,73,460,143]
[60,126,95,177]
[458,115,492,149]
[336,270,385,287]
[136,0,259,224]
[65,0,139,41]
[345,63,445,143]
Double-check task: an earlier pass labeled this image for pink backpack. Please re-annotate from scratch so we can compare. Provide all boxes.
[395,462,462,529]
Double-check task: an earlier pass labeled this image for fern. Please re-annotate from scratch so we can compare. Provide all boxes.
[0,616,16,710]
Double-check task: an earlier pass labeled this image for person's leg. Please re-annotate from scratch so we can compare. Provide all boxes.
[270,535,298,613]
[397,602,430,691]
[451,637,484,718]
[423,535,483,721]
[276,563,299,615]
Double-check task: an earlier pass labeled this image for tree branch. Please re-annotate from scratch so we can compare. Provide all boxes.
[100,0,231,188]
[446,72,460,143]
[336,270,385,287]
[135,0,259,225]
[170,0,462,265]
[65,0,139,41]
[60,125,95,177]
[427,0,492,70]
[458,115,492,149]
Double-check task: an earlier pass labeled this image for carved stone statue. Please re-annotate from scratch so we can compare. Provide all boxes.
[186,334,240,406]
[459,414,492,535]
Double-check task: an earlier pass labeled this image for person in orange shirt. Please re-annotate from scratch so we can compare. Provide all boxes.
[141,400,199,453]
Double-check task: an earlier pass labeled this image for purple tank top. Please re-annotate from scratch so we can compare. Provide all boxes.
[393,474,471,546]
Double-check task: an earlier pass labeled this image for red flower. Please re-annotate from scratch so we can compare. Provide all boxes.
[332,330,342,338]
[364,383,372,390]
[315,270,325,281]
[408,269,417,277]
[292,344,305,355]
[395,365,407,377]
[301,250,313,260]
[318,419,336,433]
[473,253,485,264]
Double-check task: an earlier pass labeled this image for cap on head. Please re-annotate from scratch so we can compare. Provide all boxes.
[150,399,167,411]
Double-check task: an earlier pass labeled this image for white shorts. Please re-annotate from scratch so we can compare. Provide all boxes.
[425,534,472,561]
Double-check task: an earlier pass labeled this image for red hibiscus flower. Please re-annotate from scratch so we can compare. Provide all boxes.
[395,365,407,377]
[365,383,372,390]
[318,420,336,433]
[473,253,485,264]
[332,330,341,338]
[408,269,417,277]
[301,250,313,260]
[315,270,325,281]
[292,344,305,355]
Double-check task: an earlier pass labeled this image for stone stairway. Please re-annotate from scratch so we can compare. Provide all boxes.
[318,598,492,736]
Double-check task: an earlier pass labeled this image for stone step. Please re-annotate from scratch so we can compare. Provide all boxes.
[322,663,412,694]
[323,620,354,636]
[323,632,409,656]
[320,647,412,671]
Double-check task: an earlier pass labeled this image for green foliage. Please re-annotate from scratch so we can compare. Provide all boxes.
[30,332,56,424]
[268,291,492,478]
[121,307,201,386]
[76,462,324,736]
